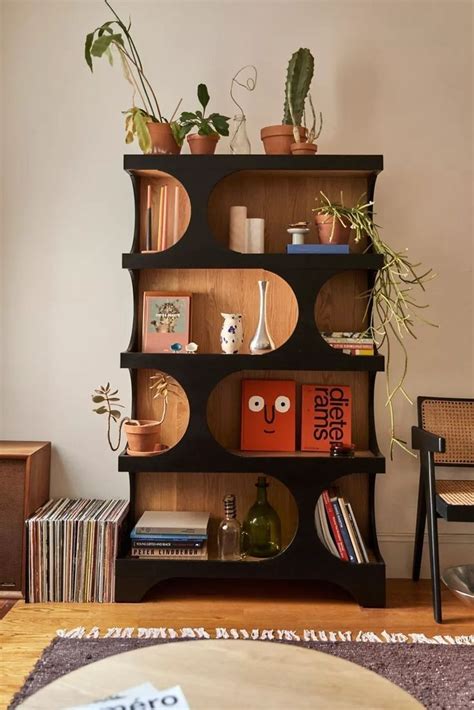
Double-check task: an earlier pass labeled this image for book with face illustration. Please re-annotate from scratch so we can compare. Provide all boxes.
[241,379,296,452]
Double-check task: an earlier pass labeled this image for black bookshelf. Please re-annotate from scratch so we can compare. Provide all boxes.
[115,154,386,606]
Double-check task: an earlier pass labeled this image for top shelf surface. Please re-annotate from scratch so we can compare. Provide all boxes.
[124,154,384,177]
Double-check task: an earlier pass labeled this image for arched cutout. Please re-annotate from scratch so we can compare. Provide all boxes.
[135,170,191,252]
[135,369,189,452]
[314,271,372,351]
[138,269,298,354]
[134,471,298,560]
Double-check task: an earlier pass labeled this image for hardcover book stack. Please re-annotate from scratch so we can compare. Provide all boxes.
[131,511,210,560]
[315,489,369,564]
[322,331,375,356]
[27,498,128,602]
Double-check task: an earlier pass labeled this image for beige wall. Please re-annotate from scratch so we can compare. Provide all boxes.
[1,0,472,576]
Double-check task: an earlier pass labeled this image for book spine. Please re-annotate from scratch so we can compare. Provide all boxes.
[346,502,370,563]
[339,499,363,563]
[326,342,373,349]
[135,527,206,536]
[132,540,204,549]
[131,547,208,558]
[321,491,348,561]
[331,499,357,563]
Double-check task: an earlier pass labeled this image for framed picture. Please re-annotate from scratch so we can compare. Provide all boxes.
[241,379,296,452]
[142,291,192,353]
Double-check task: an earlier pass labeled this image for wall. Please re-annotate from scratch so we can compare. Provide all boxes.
[1,0,472,577]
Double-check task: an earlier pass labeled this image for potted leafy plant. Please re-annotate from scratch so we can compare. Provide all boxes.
[289,92,323,156]
[85,1,183,154]
[260,48,314,155]
[312,191,356,244]
[92,374,180,455]
[177,84,230,155]
[313,192,436,456]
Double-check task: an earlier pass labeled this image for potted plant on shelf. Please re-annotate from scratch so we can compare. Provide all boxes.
[312,191,356,244]
[313,192,436,457]
[260,48,314,155]
[177,84,230,155]
[85,1,183,154]
[92,374,180,455]
[288,91,323,156]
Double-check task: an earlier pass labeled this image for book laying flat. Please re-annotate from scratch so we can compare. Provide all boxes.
[131,544,208,559]
[131,539,205,549]
[286,244,350,254]
[134,511,210,536]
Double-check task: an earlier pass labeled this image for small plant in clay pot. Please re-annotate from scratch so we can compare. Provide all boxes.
[312,191,355,244]
[178,84,230,155]
[289,91,323,156]
[85,1,184,154]
[92,375,180,455]
[260,48,315,155]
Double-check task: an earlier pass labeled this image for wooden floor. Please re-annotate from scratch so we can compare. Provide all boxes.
[1,579,473,709]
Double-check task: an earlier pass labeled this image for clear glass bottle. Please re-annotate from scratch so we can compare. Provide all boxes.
[218,494,242,560]
[230,114,251,154]
[242,476,281,558]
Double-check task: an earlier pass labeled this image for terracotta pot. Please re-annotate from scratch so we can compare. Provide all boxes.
[147,122,181,155]
[124,419,161,453]
[187,133,220,155]
[314,214,352,245]
[290,142,318,156]
[260,125,307,155]
[126,444,168,457]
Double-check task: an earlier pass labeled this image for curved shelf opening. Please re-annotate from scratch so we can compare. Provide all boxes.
[131,472,298,562]
[134,170,191,252]
[136,269,298,354]
[208,170,371,254]
[134,369,189,453]
[207,370,370,455]
[315,271,375,357]
[315,474,379,565]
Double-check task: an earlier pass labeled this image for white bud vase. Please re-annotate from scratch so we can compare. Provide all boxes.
[220,313,244,354]
[250,280,275,354]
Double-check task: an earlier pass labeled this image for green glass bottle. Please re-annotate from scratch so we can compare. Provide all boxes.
[242,476,281,558]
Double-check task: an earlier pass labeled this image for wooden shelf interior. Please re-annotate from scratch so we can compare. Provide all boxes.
[207,370,369,452]
[133,472,298,559]
[137,172,191,252]
[136,370,189,451]
[315,270,370,335]
[137,269,298,354]
[208,170,371,254]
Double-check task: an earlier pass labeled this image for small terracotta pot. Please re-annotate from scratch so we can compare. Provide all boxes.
[147,122,181,155]
[260,125,307,155]
[290,142,318,156]
[187,133,220,155]
[124,419,161,453]
[314,214,352,245]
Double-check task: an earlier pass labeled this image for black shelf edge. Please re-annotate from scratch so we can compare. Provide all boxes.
[122,252,384,272]
[124,154,384,175]
[120,351,385,373]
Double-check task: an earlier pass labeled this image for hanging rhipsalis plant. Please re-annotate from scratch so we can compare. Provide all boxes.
[313,192,437,458]
[84,1,183,152]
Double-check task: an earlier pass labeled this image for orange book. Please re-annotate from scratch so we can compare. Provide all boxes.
[241,379,296,452]
[301,385,352,452]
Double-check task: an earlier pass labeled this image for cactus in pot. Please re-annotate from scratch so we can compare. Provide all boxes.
[261,48,315,154]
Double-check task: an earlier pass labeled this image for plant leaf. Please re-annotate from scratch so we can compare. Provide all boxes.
[105,46,113,66]
[133,110,151,153]
[92,395,105,403]
[90,33,114,58]
[179,112,197,121]
[85,32,94,71]
[197,84,210,111]
[93,406,108,414]
[110,410,122,418]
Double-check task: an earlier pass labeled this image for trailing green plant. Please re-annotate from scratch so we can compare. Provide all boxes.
[178,84,230,138]
[282,48,314,126]
[84,1,182,152]
[313,192,437,457]
[92,375,179,451]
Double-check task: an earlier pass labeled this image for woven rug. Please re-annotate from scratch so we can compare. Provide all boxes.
[9,637,474,709]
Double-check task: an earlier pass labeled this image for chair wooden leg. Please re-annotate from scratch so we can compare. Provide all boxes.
[412,474,426,581]
[424,476,442,623]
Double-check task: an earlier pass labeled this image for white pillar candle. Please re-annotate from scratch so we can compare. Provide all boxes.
[246,218,265,253]
[229,206,248,253]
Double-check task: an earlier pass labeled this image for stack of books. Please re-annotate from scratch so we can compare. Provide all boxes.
[286,243,350,254]
[322,331,375,356]
[131,511,210,560]
[27,498,128,602]
[315,489,369,564]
